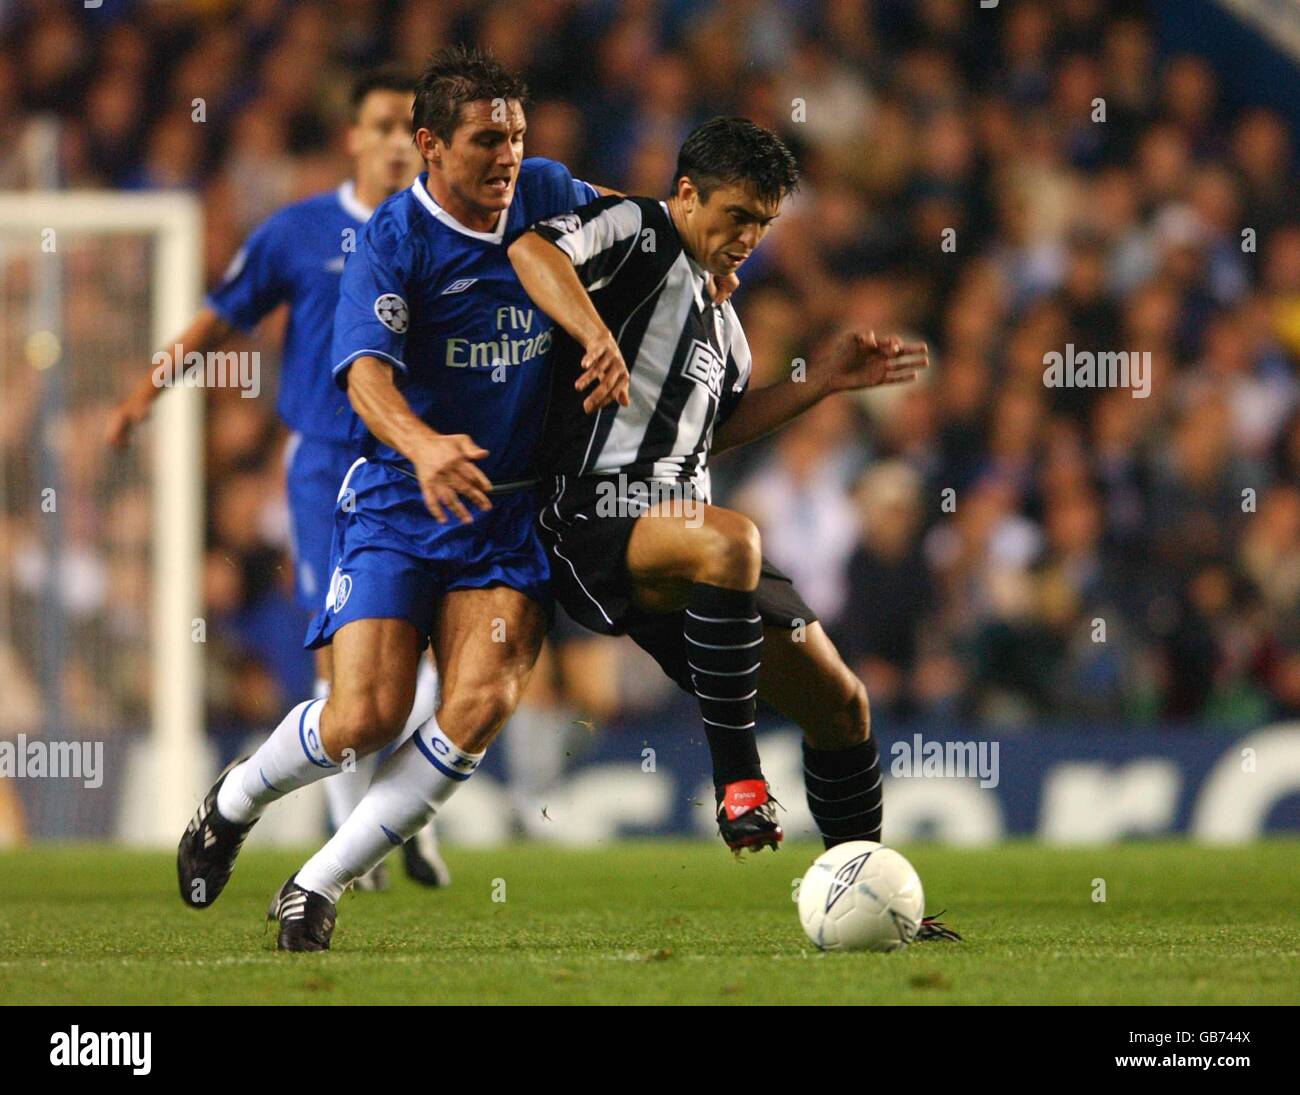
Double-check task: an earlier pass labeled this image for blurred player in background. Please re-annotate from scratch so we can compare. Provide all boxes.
[502,606,619,837]
[106,66,448,890]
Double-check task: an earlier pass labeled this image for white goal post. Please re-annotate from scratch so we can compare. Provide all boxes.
[0,191,204,844]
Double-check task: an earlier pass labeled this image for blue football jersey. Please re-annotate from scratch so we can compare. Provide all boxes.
[206,182,377,442]
[331,158,598,485]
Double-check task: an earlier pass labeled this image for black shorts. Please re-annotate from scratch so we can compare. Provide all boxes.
[537,474,817,692]
[549,599,593,645]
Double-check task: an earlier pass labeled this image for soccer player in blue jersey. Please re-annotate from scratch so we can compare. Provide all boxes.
[107,67,448,889]
[174,47,633,950]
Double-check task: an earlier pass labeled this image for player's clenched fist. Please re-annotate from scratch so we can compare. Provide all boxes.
[411,432,493,524]
[576,328,630,414]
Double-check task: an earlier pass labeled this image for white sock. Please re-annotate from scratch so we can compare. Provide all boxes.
[408,656,440,738]
[295,716,481,902]
[217,698,337,824]
[321,657,439,830]
[315,676,358,830]
[502,704,574,836]
[322,753,378,831]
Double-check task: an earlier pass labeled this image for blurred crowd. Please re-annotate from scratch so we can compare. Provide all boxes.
[2,0,1299,738]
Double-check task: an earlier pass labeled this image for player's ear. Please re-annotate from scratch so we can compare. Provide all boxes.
[414,127,441,165]
[677,176,696,213]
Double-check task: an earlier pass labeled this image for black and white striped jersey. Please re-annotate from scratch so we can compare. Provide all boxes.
[528,195,752,500]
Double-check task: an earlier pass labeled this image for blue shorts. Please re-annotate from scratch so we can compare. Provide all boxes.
[304,458,550,650]
[285,434,359,613]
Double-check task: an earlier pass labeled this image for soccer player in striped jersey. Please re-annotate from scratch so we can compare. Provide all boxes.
[106,66,448,891]
[509,117,929,857]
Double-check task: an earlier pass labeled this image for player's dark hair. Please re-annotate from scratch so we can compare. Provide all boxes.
[350,65,418,118]
[413,45,529,144]
[674,117,799,205]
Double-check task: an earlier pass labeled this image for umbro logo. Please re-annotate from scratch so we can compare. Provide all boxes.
[441,278,478,295]
[890,908,919,943]
[824,850,873,914]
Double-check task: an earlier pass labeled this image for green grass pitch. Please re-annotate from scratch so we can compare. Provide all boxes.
[1,842,1296,1005]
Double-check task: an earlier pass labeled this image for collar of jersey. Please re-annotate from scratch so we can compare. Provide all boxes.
[337,180,374,223]
[411,174,507,244]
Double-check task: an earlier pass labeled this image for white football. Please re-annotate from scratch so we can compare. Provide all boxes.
[797,841,925,952]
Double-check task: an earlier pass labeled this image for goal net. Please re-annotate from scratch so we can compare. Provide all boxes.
[0,190,205,846]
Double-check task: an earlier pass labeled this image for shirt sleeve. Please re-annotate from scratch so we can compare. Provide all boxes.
[204,215,289,331]
[531,155,598,212]
[527,195,644,291]
[571,177,599,205]
[331,214,414,388]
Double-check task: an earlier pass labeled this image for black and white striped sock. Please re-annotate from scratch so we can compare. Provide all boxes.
[684,583,763,793]
[803,737,883,847]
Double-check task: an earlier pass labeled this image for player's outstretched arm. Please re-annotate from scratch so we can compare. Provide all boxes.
[104,308,235,449]
[508,232,630,413]
[712,330,927,455]
[110,204,291,449]
[345,355,493,525]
